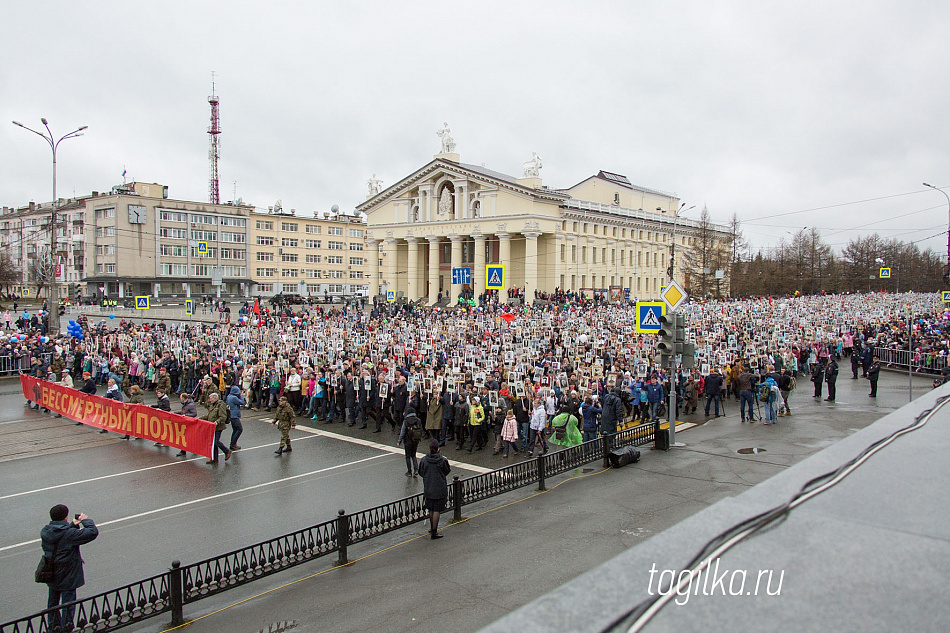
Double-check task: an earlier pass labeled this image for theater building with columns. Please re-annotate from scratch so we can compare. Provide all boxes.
[359,145,730,303]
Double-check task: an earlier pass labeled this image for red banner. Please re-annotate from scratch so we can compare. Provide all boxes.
[20,375,215,458]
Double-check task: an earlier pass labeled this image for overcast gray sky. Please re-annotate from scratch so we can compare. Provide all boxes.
[3,0,949,257]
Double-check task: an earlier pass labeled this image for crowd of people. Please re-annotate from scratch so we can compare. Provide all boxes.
[11,291,949,467]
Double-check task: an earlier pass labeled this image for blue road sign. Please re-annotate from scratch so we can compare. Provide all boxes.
[185,299,194,315]
[486,264,505,289]
[452,267,472,285]
[197,241,208,254]
[635,301,665,333]
[386,290,396,302]
[135,296,150,310]
[943,291,950,303]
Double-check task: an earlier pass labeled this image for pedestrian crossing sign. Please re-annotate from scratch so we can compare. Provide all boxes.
[879,267,891,278]
[185,299,194,315]
[943,291,950,303]
[636,301,666,333]
[486,264,505,289]
[386,290,396,302]
[197,241,208,255]
[135,296,150,310]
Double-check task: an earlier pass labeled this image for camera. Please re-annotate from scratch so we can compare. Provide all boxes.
[74,513,80,520]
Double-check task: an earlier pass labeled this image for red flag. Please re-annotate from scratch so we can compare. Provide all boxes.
[252,299,260,315]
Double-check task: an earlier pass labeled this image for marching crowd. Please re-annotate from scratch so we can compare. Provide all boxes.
[12,291,949,468]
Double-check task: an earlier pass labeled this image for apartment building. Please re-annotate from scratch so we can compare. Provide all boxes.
[248,208,373,299]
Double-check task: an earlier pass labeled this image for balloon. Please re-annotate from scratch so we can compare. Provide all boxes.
[69,320,76,326]
[109,314,115,319]
[10,336,17,343]
[18,334,26,341]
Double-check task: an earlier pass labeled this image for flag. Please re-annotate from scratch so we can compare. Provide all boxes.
[252,299,260,315]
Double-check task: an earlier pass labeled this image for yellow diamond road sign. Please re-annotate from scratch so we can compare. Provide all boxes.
[661,279,688,311]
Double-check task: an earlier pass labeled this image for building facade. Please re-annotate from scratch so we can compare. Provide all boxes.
[360,149,731,303]
[247,208,372,299]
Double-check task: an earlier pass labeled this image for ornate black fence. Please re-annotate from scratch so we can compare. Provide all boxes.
[2,423,656,633]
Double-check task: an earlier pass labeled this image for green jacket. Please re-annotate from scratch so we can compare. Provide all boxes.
[202,400,229,431]
[275,403,295,430]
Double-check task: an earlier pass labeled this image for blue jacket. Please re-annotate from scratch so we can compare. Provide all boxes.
[40,519,99,591]
[581,402,602,431]
[226,385,245,419]
[645,382,666,404]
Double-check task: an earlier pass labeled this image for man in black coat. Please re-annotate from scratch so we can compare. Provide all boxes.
[812,361,825,398]
[703,369,724,417]
[600,389,625,437]
[867,356,881,397]
[392,375,409,432]
[343,370,357,426]
[418,440,451,539]
[851,344,862,379]
[825,359,839,402]
[40,504,99,631]
[440,388,456,444]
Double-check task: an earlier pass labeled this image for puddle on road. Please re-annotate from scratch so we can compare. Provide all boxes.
[737,447,766,455]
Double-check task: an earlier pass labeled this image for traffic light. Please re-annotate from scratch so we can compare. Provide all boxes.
[658,313,676,366]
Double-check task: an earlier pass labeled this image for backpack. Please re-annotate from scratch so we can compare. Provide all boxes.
[757,383,772,403]
[406,414,422,444]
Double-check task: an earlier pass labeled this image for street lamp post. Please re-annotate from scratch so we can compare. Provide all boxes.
[923,182,950,284]
[12,118,88,332]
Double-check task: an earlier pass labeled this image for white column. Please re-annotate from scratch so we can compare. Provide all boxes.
[367,239,380,298]
[449,234,462,304]
[406,237,419,301]
[427,236,440,304]
[523,231,541,304]
[385,237,398,295]
[474,233,486,299]
[554,232,564,291]
[497,232,511,300]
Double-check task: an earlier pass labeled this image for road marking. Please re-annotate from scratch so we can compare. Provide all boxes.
[0,435,320,501]
[0,453,390,553]
[292,423,492,474]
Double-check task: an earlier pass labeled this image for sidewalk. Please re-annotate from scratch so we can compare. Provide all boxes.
[135,371,913,633]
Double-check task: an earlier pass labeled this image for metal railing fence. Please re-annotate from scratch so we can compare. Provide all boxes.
[1,421,656,633]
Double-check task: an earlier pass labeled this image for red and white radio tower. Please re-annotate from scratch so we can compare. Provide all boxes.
[208,75,221,204]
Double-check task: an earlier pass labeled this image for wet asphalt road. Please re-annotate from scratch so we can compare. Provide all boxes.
[0,367,931,624]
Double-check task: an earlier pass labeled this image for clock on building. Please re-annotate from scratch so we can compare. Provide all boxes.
[128,205,147,224]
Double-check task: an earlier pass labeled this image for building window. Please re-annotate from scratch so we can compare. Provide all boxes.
[192,264,211,276]
[96,226,117,238]
[614,192,620,204]
[257,283,274,293]
[281,222,298,232]
[281,269,298,277]
[560,244,565,262]
[306,254,321,264]
[257,252,274,262]
[191,214,216,225]
[349,270,363,279]
[160,211,188,223]
[327,255,343,265]
[282,283,298,293]
[328,241,344,250]
[281,253,298,263]
[349,228,363,238]
[160,263,187,276]
[94,208,116,219]
[281,238,298,248]
[328,270,344,279]
[306,269,321,278]
[220,248,246,260]
[305,239,320,248]
[191,230,217,242]
[220,232,246,243]
[256,220,274,230]
[191,246,217,258]
[220,217,246,227]
[306,225,321,234]
[160,245,187,257]
[96,244,117,256]
[602,248,607,263]
[306,283,320,293]
[159,227,186,239]
[349,243,363,251]
[582,247,587,264]
[256,268,276,277]
[572,245,577,263]
[349,257,363,266]
[326,284,344,293]
[328,226,343,236]
[220,266,246,277]
[257,236,275,246]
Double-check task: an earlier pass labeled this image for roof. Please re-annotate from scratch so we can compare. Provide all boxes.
[458,163,519,184]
